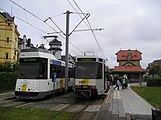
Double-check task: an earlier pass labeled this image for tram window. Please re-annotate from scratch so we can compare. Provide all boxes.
[56,66,61,78]
[50,64,56,79]
[37,63,47,79]
[97,63,102,79]
[19,58,47,79]
[60,66,65,78]
[75,62,98,79]
[50,64,65,78]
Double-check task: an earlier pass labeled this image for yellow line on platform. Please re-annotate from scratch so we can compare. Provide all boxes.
[103,87,112,104]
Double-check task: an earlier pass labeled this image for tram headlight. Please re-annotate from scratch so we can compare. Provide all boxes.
[90,85,96,89]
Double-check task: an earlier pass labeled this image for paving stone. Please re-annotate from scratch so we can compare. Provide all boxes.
[65,104,86,112]
[111,114,119,120]
[101,103,110,111]
[84,105,101,112]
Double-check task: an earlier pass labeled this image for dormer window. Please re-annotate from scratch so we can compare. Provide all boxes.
[126,53,132,60]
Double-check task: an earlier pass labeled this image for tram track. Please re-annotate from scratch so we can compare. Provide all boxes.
[71,96,104,120]
[0,92,105,120]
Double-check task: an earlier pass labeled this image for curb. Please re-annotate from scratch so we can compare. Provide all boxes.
[93,87,112,120]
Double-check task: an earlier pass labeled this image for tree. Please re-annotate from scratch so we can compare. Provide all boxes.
[0,62,19,72]
[149,64,161,77]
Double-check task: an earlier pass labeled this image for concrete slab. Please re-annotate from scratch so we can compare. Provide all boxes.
[113,90,121,99]
[50,104,69,111]
[84,105,101,112]
[65,104,86,112]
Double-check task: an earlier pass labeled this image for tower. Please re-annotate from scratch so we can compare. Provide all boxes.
[48,36,62,60]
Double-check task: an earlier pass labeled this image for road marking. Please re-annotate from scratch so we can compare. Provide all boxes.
[103,88,111,104]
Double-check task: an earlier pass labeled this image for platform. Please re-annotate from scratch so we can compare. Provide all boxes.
[94,84,155,120]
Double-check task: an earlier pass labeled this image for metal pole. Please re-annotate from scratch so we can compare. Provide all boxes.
[65,10,70,95]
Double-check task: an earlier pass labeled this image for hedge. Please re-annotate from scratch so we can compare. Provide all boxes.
[0,72,18,91]
[147,77,161,87]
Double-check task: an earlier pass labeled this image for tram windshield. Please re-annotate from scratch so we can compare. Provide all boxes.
[19,58,47,79]
[75,62,102,79]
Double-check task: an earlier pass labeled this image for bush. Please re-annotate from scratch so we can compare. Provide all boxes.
[0,62,19,72]
[0,72,18,91]
[147,77,161,87]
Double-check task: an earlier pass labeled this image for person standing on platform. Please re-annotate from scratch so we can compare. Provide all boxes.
[122,76,125,89]
[114,76,120,90]
[124,75,128,89]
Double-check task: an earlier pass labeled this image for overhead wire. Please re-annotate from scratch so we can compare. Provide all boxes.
[9,0,84,54]
[16,16,48,34]
[47,18,65,35]
[66,0,90,28]
[45,17,84,54]
[69,13,90,36]
[73,0,106,59]
[9,0,64,38]
[70,49,79,54]
[66,0,102,55]
[0,8,6,12]
[24,10,29,23]
[68,0,107,59]
[0,7,47,34]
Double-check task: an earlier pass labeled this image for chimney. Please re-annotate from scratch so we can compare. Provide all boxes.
[23,35,27,49]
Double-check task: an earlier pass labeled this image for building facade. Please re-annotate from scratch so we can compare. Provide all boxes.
[0,12,20,64]
[112,49,146,82]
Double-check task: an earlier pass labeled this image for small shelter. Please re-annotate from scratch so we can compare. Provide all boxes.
[112,49,146,82]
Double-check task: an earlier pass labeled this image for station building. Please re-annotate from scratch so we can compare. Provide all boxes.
[112,49,146,82]
[0,12,20,64]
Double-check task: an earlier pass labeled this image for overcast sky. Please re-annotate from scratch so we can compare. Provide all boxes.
[1,0,161,68]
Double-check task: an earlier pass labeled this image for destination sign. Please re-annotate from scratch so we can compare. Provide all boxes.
[77,58,96,62]
[20,58,37,62]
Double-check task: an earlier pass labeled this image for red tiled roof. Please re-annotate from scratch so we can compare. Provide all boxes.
[116,49,142,61]
[113,66,146,72]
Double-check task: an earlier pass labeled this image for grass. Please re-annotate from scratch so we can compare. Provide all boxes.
[0,107,75,120]
[131,86,161,109]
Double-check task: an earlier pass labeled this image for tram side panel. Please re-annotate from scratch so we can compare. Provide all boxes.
[96,64,105,95]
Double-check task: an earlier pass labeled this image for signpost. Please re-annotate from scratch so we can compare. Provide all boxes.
[52,72,56,103]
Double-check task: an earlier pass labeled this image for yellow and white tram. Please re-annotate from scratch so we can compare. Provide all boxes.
[15,49,74,99]
[74,55,108,98]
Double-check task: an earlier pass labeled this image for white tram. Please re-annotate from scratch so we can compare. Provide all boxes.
[74,55,108,98]
[15,48,74,99]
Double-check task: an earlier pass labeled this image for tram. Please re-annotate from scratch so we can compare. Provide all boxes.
[74,55,108,98]
[15,48,74,99]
